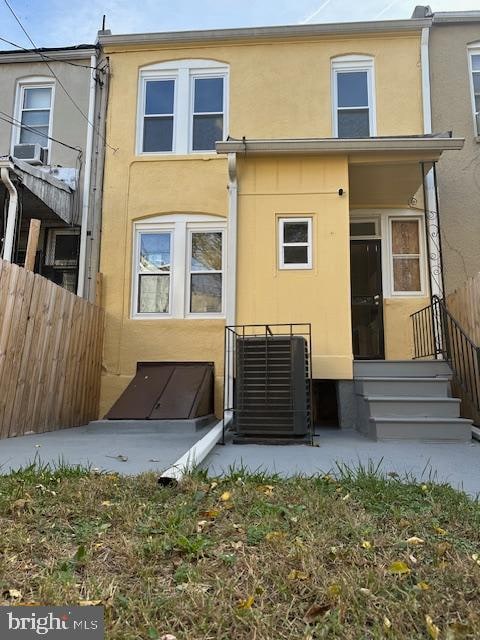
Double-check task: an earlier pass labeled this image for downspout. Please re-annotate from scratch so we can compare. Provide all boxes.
[225,153,238,419]
[0,165,18,262]
[421,25,443,298]
[226,152,237,327]
[77,53,97,297]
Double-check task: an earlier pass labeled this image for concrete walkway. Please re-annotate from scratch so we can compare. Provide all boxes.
[202,429,480,497]
[1,424,479,496]
[0,421,213,476]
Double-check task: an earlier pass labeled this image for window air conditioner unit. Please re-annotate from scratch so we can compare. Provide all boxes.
[12,143,47,165]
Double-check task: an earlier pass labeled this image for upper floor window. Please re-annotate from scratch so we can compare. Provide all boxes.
[332,56,375,138]
[13,79,54,151]
[138,60,228,155]
[468,47,480,135]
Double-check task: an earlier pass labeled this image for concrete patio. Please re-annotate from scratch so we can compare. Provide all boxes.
[202,429,480,496]
[0,424,479,496]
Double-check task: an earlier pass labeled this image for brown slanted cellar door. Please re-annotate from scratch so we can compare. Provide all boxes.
[105,362,214,420]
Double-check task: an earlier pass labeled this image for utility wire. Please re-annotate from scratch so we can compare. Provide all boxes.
[0,35,103,70]
[2,0,117,152]
[0,109,83,154]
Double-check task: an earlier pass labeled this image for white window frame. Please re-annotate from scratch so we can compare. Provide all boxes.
[187,227,226,317]
[132,214,226,319]
[189,72,227,154]
[467,44,480,136]
[350,209,428,298]
[137,60,229,156]
[133,226,174,317]
[387,216,426,297]
[349,217,380,239]
[331,55,376,138]
[278,217,313,270]
[12,77,55,157]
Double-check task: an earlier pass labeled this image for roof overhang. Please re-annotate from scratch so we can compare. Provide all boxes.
[216,136,464,161]
[0,157,75,224]
[0,45,96,65]
[433,11,480,24]
[98,18,431,48]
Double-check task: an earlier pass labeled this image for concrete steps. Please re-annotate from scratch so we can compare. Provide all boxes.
[354,360,471,442]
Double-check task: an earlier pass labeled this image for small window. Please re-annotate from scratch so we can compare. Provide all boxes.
[391,219,422,293]
[136,231,172,314]
[189,231,223,313]
[278,217,312,270]
[192,77,224,151]
[469,50,480,134]
[19,85,53,148]
[350,220,378,237]
[142,79,175,152]
[45,228,80,267]
[332,57,375,138]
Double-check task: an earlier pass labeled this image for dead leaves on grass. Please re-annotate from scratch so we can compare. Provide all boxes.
[303,603,330,624]
[388,560,411,575]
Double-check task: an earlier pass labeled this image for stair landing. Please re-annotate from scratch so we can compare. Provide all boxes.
[354,360,472,442]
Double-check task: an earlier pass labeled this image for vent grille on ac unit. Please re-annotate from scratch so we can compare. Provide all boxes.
[233,334,311,442]
[12,143,47,165]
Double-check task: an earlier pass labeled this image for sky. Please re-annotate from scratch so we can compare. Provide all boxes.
[0,0,479,49]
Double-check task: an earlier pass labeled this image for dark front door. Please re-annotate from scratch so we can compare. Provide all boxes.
[350,239,384,359]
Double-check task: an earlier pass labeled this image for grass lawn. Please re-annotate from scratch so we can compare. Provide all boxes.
[0,463,479,640]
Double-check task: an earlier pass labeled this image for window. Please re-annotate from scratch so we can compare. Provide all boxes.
[135,231,172,314]
[132,215,226,318]
[189,231,223,312]
[332,56,375,138]
[390,219,422,294]
[143,79,175,152]
[278,217,312,270]
[350,219,379,237]
[14,81,53,150]
[468,47,480,135]
[138,60,228,154]
[44,228,80,294]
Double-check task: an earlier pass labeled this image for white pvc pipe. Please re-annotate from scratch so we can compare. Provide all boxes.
[158,420,225,484]
[77,53,97,297]
[0,166,18,262]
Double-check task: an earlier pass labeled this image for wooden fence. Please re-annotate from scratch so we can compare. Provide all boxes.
[446,272,480,425]
[0,259,104,439]
[446,272,480,346]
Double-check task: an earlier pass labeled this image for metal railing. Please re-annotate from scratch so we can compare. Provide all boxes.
[223,323,313,444]
[411,295,480,415]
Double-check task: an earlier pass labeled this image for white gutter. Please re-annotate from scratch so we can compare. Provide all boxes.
[421,26,443,299]
[158,419,224,484]
[0,165,18,262]
[77,53,97,297]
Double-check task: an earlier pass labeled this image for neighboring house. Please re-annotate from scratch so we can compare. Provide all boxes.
[0,44,108,300]
[424,9,480,293]
[97,18,470,440]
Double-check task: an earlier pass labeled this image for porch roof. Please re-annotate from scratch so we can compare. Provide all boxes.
[0,157,75,224]
[216,134,464,160]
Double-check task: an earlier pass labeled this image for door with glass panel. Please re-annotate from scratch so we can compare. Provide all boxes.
[350,239,384,359]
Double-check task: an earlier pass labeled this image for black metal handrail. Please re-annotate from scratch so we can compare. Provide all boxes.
[411,295,480,415]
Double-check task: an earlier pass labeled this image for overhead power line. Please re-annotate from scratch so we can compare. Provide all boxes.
[0,35,102,70]
[2,0,117,153]
[0,109,83,154]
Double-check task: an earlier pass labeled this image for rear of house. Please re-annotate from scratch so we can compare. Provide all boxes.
[98,17,470,441]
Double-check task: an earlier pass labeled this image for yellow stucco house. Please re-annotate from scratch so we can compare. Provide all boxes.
[97,17,470,442]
